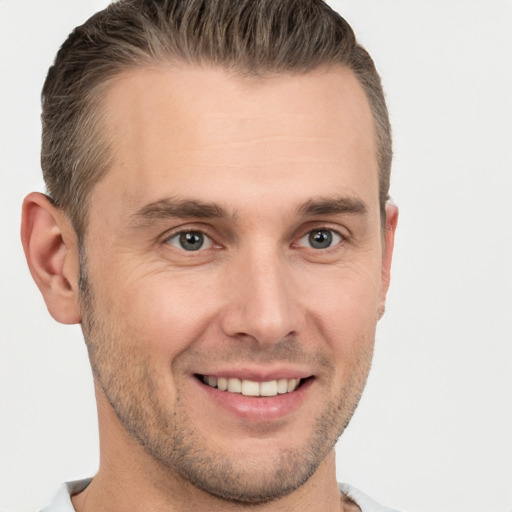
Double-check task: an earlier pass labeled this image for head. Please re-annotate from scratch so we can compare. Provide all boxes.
[22,0,397,506]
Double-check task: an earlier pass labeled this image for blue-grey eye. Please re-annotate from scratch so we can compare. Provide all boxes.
[166,231,213,251]
[298,229,342,249]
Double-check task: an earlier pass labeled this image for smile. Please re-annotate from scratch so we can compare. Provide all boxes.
[199,375,302,397]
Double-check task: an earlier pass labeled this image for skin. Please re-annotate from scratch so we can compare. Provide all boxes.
[22,64,397,512]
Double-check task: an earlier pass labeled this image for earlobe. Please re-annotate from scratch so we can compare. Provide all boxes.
[21,192,81,324]
[379,203,399,318]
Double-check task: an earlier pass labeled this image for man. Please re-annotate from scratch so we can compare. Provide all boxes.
[21,0,398,510]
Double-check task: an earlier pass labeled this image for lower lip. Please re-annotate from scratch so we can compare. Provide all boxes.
[195,377,313,422]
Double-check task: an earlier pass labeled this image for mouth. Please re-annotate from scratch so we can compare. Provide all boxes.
[196,374,309,397]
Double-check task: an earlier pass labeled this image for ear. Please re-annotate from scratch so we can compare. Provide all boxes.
[21,192,81,324]
[379,202,399,318]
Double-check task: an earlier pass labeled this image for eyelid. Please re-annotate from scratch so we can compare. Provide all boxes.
[294,220,349,240]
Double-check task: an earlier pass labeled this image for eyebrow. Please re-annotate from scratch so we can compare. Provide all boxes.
[298,197,368,217]
[130,195,367,229]
[130,197,231,227]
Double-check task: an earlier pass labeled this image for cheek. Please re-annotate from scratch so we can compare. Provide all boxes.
[296,262,381,373]
[102,270,221,356]
[300,262,382,327]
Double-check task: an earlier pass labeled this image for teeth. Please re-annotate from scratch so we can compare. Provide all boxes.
[227,377,242,393]
[277,378,288,394]
[287,378,298,392]
[241,380,260,396]
[260,380,278,397]
[203,376,301,396]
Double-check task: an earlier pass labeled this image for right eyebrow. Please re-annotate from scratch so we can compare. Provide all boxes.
[129,197,231,228]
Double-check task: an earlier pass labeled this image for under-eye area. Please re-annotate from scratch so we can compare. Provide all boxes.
[195,375,313,397]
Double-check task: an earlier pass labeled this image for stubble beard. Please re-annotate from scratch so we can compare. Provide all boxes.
[78,263,374,504]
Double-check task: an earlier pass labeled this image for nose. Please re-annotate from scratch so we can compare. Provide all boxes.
[220,247,303,348]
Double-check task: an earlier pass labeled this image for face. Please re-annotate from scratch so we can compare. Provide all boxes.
[79,65,396,503]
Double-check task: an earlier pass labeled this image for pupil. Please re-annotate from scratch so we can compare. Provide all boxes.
[309,230,332,249]
[180,232,204,251]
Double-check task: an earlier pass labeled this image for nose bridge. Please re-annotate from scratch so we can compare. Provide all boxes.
[221,241,301,347]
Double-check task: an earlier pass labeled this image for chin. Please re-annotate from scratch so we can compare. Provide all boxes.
[163,443,324,504]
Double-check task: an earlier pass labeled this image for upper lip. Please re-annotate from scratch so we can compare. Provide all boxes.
[195,366,313,382]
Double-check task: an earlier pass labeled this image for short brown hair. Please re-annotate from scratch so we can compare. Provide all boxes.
[42,0,392,238]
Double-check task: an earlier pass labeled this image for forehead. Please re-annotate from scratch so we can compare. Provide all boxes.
[94,64,378,217]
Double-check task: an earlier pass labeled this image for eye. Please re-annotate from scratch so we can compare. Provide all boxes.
[297,229,342,250]
[166,231,214,251]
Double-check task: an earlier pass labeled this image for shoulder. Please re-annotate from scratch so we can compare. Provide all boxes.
[40,479,92,512]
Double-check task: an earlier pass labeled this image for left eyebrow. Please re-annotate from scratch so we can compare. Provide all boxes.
[298,196,368,217]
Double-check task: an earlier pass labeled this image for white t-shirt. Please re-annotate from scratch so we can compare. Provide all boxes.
[40,479,401,512]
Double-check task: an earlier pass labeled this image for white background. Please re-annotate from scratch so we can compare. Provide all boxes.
[1,1,511,511]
